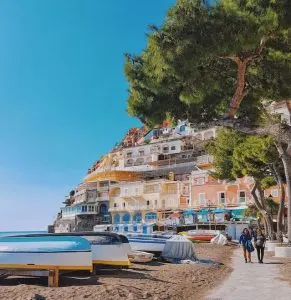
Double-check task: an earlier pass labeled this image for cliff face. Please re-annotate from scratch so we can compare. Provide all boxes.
[53,214,109,233]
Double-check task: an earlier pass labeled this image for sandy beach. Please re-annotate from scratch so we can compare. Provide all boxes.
[0,244,234,300]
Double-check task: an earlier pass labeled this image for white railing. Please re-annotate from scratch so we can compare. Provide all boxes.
[96,195,109,201]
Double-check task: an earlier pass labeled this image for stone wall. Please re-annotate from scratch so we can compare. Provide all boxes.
[54,214,108,233]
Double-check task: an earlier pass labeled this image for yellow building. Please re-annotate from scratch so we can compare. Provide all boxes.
[109,179,190,225]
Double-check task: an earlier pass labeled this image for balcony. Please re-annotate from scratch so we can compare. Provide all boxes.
[96,195,109,202]
[99,186,109,192]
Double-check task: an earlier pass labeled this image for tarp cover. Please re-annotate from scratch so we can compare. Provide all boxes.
[162,235,197,263]
[210,233,228,245]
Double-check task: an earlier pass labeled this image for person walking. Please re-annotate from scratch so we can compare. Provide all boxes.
[254,228,266,263]
[239,228,254,263]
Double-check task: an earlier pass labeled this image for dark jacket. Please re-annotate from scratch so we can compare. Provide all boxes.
[254,234,266,247]
[239,232,252,246]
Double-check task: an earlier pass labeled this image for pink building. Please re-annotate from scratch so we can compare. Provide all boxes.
[190,170,253,210]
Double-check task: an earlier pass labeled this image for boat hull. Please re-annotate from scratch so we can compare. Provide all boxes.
[128,238,166,253]
[0,236,92,271]
[10,232,130,267]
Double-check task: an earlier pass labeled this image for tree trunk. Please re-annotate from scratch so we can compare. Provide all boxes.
[275,143,291,243]
[272,163,285,240]
[251,180,275,240]
[227,59,248,118]
[281,155,291,243]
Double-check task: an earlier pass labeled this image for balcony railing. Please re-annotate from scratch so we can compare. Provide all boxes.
[99,186,109,192]
[96,195,109,201]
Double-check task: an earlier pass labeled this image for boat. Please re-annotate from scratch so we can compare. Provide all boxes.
[124,233,171,253]
[129,251,154,263]
[116,234,154,263]
[0,236,92,272]
[185,230,220,242]
[10,232,130,267]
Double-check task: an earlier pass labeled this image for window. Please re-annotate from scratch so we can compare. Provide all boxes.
[126,152,132,158]
[163,145,169,153]
[218,192,226,204]
[199,193,206,206]
[126,159,134,166]
[81,206,87,212]
[271,189,279,197]
[124,188,128,195]
[88,205,95,212]
[135,187,139,195]
[168,185,176,194]
[162,199,166,208]
[123,202,126,207]
[144,184,159,193]
[139,150,145,156]
[154,200,158,207]
[146,200,150,206]
[239,191,246,203]
[114,203,117,207]
[171,146,176,151]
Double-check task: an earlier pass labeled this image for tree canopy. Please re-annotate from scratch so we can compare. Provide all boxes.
[125,0,291,127]
[207,128,281,184]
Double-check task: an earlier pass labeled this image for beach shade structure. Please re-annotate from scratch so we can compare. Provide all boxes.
[168,212,181,219]
[213,208,226,214]
[183,209,193,216]
[230,208,246,219]
[162,235,197,263]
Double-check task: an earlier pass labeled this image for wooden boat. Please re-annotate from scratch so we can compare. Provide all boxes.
[0,236,92,272]
[12,232,130,267]
[116,234,154,263]
[129,251,154,263]
[124,234,171,253]
[185,230,220,242]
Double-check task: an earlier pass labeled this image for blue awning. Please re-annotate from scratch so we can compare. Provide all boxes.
[213,208,226,214]
[183,209,194,216]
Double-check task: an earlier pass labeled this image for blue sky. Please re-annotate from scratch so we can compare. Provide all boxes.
[0,0,175,231]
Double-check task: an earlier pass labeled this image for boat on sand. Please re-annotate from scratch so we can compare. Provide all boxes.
[0,236,92,272]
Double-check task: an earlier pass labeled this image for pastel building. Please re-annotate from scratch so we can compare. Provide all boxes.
[190,170,254,219]
[109,179,190,228]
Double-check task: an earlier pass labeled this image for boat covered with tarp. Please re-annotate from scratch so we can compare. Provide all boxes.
[0,236,92,271]
[162,235,197,263]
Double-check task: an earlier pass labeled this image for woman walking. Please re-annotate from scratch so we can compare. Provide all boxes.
[239,228,254,263]
[254,229,266,263]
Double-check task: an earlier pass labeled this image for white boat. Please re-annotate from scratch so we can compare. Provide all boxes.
[124,234,171,253]
[129,251,154,263]
[0,236,92,272]
[13,232,130,267]
[116,234,153,263]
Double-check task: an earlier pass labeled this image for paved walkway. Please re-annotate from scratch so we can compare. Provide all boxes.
[206,248,291,300]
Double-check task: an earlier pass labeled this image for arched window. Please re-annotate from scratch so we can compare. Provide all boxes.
[122,213,131,223]
[133,212,142,223]
[113,214,120,224]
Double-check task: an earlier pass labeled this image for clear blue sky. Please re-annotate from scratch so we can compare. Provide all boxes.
[0,0,175,231]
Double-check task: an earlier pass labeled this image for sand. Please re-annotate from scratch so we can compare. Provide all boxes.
[0,244,234,300]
